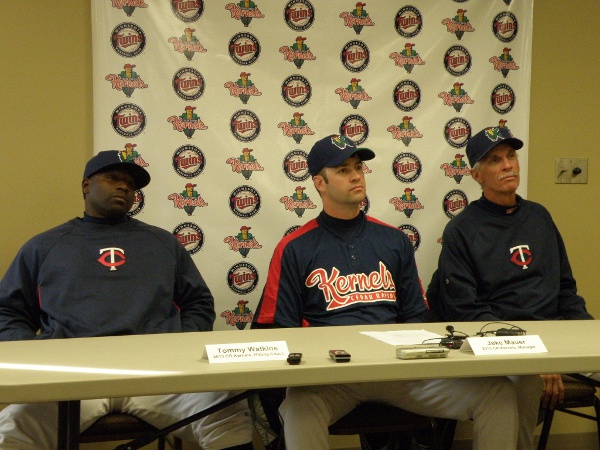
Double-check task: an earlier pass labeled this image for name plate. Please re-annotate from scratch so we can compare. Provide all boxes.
[461,335,547,355]
[205,341,289,363]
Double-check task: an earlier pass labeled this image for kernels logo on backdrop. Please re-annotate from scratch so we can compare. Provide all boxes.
[229,33,261,66]
[491,83,515,114]
[168,183,208,216]
[168,28,207,61]
[444,45,472,76]
[119,143,149,166]
[226,147,265,180]
[231,110,261,142]
[229,185,261,218]
[283,150,310,182]
[112,0,148,17]
[284,0,315,31]
[335,78,372,109]
[498,119,512,134]
[389,43,425,74]
[281,75,312,107]
[105,64,148,98]
[173,68,205,101]
[442,9,475,40]
[444,117,471,149]
[220,300,254,330]
[439,82,474,112]
[225,1,265,27]
[227,262,259,295]
[278,112,315,144]
[339,3,375,35]
[223,226,262,258]
[340,114,369,146]
[279,36,316,69]
[280,186,317,218]
[387,116,423,147]
[489,47,519,78]
[394,80,421,112]
[112,103,146,137]
[443,190,468,219]
[111,23,146,58]
[341,40,370,73]
[399,224,421,252]
[493,11,518,42]
[173,222,204,255]
[172,145,205,179]
[170,0,204,22]
[390,188,424,218]
[224,72,262,105]
[168,106,208,139]
[392,153,422,183]
[395,6,423,38]
[440,153,470,184]
[127,190,145,217]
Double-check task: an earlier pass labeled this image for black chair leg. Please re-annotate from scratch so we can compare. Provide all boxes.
[536,408,555,450]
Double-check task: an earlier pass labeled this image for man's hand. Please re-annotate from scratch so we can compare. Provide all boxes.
[540,374,564,409]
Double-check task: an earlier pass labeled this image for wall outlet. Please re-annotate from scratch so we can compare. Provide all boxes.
[555,158,588,184]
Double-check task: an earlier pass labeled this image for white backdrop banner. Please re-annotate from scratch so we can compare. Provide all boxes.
[92,0,533,331]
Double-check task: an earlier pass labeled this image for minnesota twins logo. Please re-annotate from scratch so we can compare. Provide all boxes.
[168,183,208,216]
[224,226,262,258]
[226,147,264,180]
[493,11,518,42]
[105,64,148,98]
[390,188,424,218]
[172,145,205,178]
[335,78,372,109]
[359,195,370,214]
[225,1,265,27]
[341,40,370,72]
[229,185,261,218]
[399,224,421,252]
[489,47,519,78]
[224,72,262,105]
[393,153,422,183]
[168,28,207,61]
[284,0,315,31]
[394,80,421,112]
[220,300,254,330]
[128,190,145,217]
[170,0,204,22]
[284,225,301,236]
[442,9,475,40]
[111,22,146,58]
[444,45,472,76]
[113,0,148,17]
[229,33,261,66]
[443,190,468,219]
[97,248,126,271]
[283,150,310,182]
[280,186,317,218]
[173,222,204,255]
[440,153,470,184]
[395,6,423,38]
[444,117,471,149]
[278,112,315,144]
[173,67,205,101]
[387,116,423,147]
[339,2,375,35]
[112,103,146,138]
[279,36,316,69]
[491,84,515,114]
[119,143,149,167]
[231,110,261,142]
[389,43,425,74]
[282,75,312,107]
[510,245,532,269]
[439,82,474,112]
[227,262,259,294]
[340,115,369,146]
[167,106,208,139]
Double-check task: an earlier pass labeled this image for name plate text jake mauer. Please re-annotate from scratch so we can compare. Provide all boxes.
[461,335,547,355]
[205,341,289,363]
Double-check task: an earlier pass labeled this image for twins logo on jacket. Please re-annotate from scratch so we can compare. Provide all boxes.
[105,64,148,98]
[168,28,207,61]
[220,300,254,330]
[339,2,375,35]
[226,147,264,180]
[223,226,262,258]
[389,43,425,74]
[97,247,126,271]
[280,186,317,218]
[225,1,265,27]
[510,245,532,269]
[335,78,372,110]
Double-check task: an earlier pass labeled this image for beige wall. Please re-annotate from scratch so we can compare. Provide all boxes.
[1,0,599,442]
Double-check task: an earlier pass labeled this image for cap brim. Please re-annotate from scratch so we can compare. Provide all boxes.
[88,163,151,190]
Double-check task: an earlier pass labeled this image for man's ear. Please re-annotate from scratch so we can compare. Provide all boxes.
[313,175,326,194]
[82,178,90,195]
[470,168,482,184]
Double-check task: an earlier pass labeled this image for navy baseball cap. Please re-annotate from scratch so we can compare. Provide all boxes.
[466,126,523,167]
[83,150,151,189]
[307,134,375,176]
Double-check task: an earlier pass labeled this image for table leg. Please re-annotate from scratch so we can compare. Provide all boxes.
[58,400,80,450]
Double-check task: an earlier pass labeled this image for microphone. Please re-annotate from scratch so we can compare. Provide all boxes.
[445,325,455,336]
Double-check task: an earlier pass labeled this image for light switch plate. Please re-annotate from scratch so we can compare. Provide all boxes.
[555,158,588,184]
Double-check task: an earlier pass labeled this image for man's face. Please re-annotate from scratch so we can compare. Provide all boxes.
[471,143,520,200]
[83,169,135,219]
[317,155,366,208]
